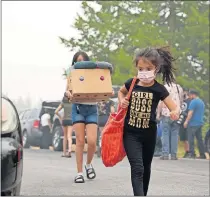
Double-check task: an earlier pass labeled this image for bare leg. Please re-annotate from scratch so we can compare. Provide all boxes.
[63,126,67,156]
[74,123,85,173]
[86,124,97,164]
[67,126,73,153]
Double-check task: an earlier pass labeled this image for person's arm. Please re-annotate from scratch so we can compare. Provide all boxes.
[156,101,163,121]
[118,78,133,108]
[184,100,196,128]
[158,84,179,120]
[184,111,194,128]
[109,100,115,113]
[163,96,180,111]
[162,96,180,120]
[55,104,63,120]
[110,106,115,113]
[118,85,129,108]
[64,68,73,99]
[47,114,52,130]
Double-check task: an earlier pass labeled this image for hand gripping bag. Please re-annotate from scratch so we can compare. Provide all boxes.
[101,77,137,167]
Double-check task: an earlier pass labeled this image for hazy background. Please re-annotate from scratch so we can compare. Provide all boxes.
[2,1,82,107]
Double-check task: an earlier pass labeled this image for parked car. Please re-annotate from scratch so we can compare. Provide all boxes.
[19,100,76,151]
[1,95,23,196]
[20,108,43,148]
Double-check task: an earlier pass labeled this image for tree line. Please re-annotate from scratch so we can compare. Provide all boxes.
[60,1,209,121]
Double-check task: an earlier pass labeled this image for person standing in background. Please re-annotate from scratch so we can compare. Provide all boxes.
[158,82,183,160]
[177,88,191,158]
[40,108,52,148]
[184,90,206,159]
[98,97,115,132]
[55,96,73,158]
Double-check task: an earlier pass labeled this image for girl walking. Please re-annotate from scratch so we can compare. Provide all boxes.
[55,96,73,157]
[65,51,98,183]
[118,46,180,196]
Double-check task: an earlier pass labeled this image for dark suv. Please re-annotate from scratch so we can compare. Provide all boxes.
[19,100,76,151]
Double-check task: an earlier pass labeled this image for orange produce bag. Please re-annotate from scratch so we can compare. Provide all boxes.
[101,77,137,167]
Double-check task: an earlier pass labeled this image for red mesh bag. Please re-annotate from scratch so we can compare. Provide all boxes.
[101,77,137,167]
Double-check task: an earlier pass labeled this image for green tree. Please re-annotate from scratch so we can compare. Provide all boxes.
[60,0,209,109]
[60,1,167,84]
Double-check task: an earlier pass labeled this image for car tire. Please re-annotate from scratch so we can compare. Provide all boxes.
[2,181,21,196]
[22,131,30,148]
[52,126,63,151]
[14,181,21,196]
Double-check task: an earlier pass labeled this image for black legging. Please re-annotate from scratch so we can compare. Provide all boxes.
[123,127,157,196]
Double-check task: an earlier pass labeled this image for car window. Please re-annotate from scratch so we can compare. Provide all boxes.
[23,110,31,120]
[30,109,40,119]
[1,98,18,133]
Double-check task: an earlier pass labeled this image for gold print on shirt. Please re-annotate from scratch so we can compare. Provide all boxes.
[128,91,153,129]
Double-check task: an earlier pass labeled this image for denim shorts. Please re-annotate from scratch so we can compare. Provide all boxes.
[62,119,72,127]
[72,104,98,125]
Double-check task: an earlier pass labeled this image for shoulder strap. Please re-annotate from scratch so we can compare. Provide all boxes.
[126,77,137,100]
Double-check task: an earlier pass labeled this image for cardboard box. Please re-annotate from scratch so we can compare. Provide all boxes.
[68,69,113,103]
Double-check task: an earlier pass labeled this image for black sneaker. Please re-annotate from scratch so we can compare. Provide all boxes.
[160,155,169,160]
[185,153,196,159]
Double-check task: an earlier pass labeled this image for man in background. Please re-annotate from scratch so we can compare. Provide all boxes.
[158,82,183,160]
[177,88,191,158]
[184,90,206,159]
[40,108,52,148]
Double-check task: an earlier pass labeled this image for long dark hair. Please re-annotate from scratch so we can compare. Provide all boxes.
[62,51,90,78]
[133,46,176,84]
[71,51,90,66]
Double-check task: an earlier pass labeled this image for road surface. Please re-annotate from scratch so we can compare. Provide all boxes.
[21,149,209,196]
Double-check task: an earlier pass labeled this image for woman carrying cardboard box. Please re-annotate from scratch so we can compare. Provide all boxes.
[65,51,98,183]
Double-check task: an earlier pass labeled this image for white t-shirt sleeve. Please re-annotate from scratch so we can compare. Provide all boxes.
[41,113,51,126]
[46,114,50,120]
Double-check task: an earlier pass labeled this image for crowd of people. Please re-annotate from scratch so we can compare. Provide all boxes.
[155,85,208,160]
[39,48,209,196]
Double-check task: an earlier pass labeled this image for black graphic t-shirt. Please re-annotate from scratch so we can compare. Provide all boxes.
[124,78,169,133]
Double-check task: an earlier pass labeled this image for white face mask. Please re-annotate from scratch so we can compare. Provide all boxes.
[137,70,156,83]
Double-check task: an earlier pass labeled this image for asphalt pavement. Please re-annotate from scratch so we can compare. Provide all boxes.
[21,148,209,196]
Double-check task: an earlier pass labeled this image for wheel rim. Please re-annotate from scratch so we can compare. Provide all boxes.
[53,131,60,148]
[23,132,27,147]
